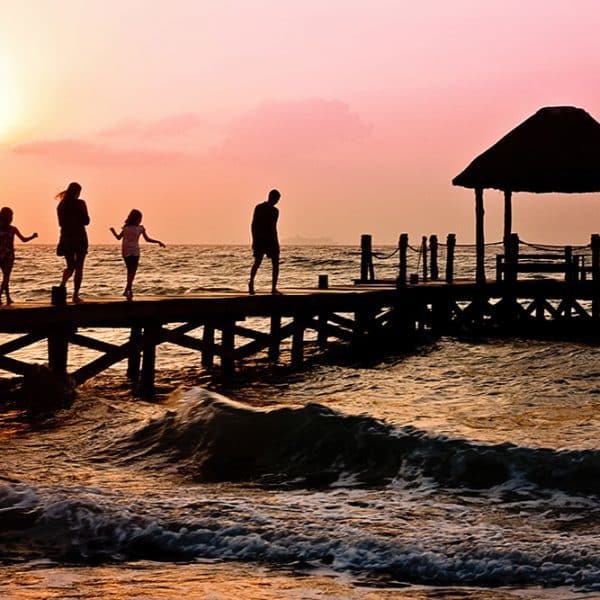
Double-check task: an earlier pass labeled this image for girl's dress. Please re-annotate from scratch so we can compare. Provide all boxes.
[0,226,16,266]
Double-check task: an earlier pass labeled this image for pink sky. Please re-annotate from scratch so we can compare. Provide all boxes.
[1,0,600,245]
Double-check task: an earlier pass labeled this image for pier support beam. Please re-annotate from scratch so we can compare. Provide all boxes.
[269,314,281,362]
[141,323,160,397]
[202,324,215,367]
[48,328,70,376]
[221,322,235,377]
[127,326,142,381]
[291,314,306,367]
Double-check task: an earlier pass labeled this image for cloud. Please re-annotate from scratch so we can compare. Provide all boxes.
[99,114,204,139]
[215,98,371,161]
[12,139,186,166]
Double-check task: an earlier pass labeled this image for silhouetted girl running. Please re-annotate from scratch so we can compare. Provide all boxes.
[110,209,165,301]
[0,207,38,305]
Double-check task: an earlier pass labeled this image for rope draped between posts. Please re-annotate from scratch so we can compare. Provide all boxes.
[438,241,503,248]
[371,247,400,260]
[520,240,592,252]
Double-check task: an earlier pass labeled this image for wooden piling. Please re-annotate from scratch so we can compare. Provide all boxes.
[592,234,600,318]
[507,233,520,284]
[564,246,574,283]
[269,314,281,361]
[429,235,439,281]
[421,236,428,283]
[141,323,160,396]
[317,312,328,348]
[202,324,215,367]
[475,188,485,284]
[445,233,456,283]
[291,314,305,367]
[220,321,235,377]
[48,328,69,375]
[398,233,408,287]
[126,326,142,380]
[360,234,374,282]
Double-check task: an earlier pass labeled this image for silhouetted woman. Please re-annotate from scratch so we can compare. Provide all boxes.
[56,182,90,303]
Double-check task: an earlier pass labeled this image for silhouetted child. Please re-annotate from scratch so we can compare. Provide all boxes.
[110,209,165,301]
[0,207,38,305]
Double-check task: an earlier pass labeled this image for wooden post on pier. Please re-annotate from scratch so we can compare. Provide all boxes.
[398,233,408,287]
[269,314,281,361]
[202,324,215,367]
[141,323,160,396]
[592,234,600,318]
[421,236,428,282]
[429,235,439,281]
[360,234,374,282]
[127,327,142,380]
[445,234,456,283]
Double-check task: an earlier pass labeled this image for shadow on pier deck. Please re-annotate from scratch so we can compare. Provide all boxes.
[0,279,598,396]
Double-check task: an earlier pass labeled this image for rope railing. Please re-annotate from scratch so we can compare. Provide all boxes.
[357,232,600,285]
[520,240,591,252]
[371,247,399,260]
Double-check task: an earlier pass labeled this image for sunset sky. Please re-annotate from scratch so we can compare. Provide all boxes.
[1,0,599,245]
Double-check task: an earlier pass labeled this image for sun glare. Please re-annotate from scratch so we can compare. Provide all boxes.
[0,57,20,139]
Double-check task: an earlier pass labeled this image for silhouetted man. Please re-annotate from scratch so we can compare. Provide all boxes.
[249,189,281,295]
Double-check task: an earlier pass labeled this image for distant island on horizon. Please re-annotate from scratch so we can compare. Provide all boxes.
[282,235,337,245]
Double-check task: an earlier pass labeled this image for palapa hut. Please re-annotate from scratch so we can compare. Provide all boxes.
[453,106,600,283]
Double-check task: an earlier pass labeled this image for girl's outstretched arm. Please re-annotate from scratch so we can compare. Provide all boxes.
[14,228,38,243]
[109,227,123,240]
[142,230,166,248]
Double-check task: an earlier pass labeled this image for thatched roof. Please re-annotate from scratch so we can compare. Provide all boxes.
[453,106,600,193]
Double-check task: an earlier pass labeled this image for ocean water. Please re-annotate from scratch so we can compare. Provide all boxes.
[1,244,599,599]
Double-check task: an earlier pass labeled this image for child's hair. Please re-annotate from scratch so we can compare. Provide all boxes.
[124,209,143,227]
[0,207,13,230]
[55,182,82,202]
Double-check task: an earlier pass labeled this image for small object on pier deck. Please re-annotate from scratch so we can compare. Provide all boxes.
[51,285,67,306]
[409,273,419,284]
[318,274,329,289]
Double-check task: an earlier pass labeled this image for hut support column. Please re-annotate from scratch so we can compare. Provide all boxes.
[475,188,486,284]
[503,190,512,256]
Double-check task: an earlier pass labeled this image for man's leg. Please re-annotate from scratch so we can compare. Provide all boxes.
[249,255,263,294]
[271,255,280,294]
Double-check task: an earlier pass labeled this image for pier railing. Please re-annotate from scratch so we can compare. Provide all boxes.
[359,232,600,286]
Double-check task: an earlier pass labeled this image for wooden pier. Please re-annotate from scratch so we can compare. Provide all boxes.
[0,276,598,396]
